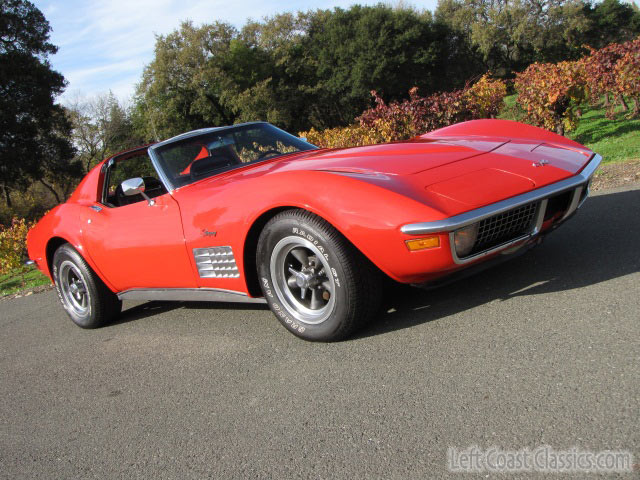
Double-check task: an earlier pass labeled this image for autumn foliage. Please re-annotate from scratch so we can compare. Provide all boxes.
[302,74,506,148]
[581,38,640,117]
[515,37,640,134]
[306,35,639,148]
[514,61,587,135]
[0,218,33,275]
[614,42,640,116]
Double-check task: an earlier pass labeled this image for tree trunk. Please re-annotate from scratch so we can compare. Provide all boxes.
[556,123,565,136]
[148,114,160,143]
[603,93,610,107]
[204,93,233,125]
[62,181,75,199]
[617,94,629,112]
[2,185,11,208]
[39,179,61,204]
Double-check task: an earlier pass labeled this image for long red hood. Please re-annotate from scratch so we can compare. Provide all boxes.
[271,132,593,216]
[282,136,592,179]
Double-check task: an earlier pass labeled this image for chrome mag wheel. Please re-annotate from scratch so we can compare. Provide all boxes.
[58,260,91,316]
[270,236,336,325]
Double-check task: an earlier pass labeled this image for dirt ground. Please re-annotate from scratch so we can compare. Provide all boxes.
[592,159,640,191]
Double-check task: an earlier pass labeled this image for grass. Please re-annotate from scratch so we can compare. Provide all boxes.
[499,94,640,164]
[568,105,640,164]
[0,266,50,297]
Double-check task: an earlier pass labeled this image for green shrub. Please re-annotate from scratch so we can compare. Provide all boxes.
[0,218,34,275]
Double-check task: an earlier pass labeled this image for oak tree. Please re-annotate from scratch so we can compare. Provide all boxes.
[0,0,80,206]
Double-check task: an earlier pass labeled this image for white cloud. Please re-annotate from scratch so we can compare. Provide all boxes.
[33,0,438,102]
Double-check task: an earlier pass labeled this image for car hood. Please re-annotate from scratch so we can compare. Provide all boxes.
[285,137,591,178]
[284,138,506,176]
[278,136,594,216]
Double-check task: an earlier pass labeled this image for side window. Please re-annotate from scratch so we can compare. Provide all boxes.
[103,151,166,207]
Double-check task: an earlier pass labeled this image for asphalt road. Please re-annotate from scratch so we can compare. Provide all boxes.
[1,185,639,479]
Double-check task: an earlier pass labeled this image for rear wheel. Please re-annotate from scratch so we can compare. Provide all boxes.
[257,210,382,341]
[52,244,121,328]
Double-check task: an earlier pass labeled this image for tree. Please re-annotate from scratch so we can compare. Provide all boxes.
[0,0,80,206]
[583,0,640,50]
[435,0,591,75]
[67,92,141,173]
[133,6,482,136]
[134,16,315,138]
[134,21,242,141]
[300,5,472,127]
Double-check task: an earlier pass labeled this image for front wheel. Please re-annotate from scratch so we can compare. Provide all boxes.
[256,210,382,341]
[52,244,122,328]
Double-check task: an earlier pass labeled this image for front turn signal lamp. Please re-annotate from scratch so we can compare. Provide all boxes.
[405,236,440,251]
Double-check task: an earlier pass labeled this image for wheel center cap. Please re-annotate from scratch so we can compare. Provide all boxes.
[295,272,312,289]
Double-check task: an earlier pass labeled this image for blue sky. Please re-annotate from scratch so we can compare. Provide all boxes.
[33,0,438,104]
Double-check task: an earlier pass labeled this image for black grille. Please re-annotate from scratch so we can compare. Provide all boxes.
[468,202,539,256]
[544,191,572,221]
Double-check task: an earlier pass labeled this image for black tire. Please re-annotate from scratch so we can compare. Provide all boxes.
[52,244,122,328]
[256,209,382,341]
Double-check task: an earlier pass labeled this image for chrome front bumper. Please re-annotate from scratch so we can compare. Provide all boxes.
[401,154,602,264]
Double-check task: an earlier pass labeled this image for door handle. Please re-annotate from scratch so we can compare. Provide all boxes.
[90,205,103,212]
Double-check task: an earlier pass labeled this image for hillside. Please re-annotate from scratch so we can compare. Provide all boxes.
[499,94,640,164]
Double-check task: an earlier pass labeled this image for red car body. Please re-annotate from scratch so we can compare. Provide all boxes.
[27,119,600,334]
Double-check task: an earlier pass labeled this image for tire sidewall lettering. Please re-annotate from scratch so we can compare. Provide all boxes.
[53,264,65,307]
[53,253,91,322]
[291,226,340,288]
[257,213,354,340]
[261,276,305,334]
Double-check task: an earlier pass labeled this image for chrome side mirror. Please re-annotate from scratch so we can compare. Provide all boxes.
[121,177,145,196]
[120,177,155,205]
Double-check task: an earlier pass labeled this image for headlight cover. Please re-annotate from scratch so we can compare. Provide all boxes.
[453,223,479,258]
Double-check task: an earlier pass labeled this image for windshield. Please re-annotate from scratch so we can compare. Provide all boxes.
[150,122,317,189]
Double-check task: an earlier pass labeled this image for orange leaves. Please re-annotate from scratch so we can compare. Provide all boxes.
[0,218,34,275]
[299,125,386,149]
[300,75,507,148]
[464,74,508,119]
[515,61,583,133]
[581,38,640,98]
[614,41,640,99]
[516,37,640,133]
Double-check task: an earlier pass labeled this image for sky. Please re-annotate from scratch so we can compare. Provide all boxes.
[33,0,439,105]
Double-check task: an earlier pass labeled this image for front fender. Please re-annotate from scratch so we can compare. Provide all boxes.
[238,171,453,283]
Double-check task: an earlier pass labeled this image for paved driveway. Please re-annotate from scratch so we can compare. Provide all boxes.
[1,185,638,479]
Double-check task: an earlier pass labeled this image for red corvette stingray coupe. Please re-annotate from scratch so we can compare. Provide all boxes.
[27,119,601,341]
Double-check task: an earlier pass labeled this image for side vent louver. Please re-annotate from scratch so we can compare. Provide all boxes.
[193,246,240,278]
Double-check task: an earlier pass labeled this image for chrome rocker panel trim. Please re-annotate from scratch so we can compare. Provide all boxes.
[401,154,602,236]
[117,288,267,304]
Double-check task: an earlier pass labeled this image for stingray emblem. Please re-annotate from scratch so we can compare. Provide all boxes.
[533,159,550,167]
